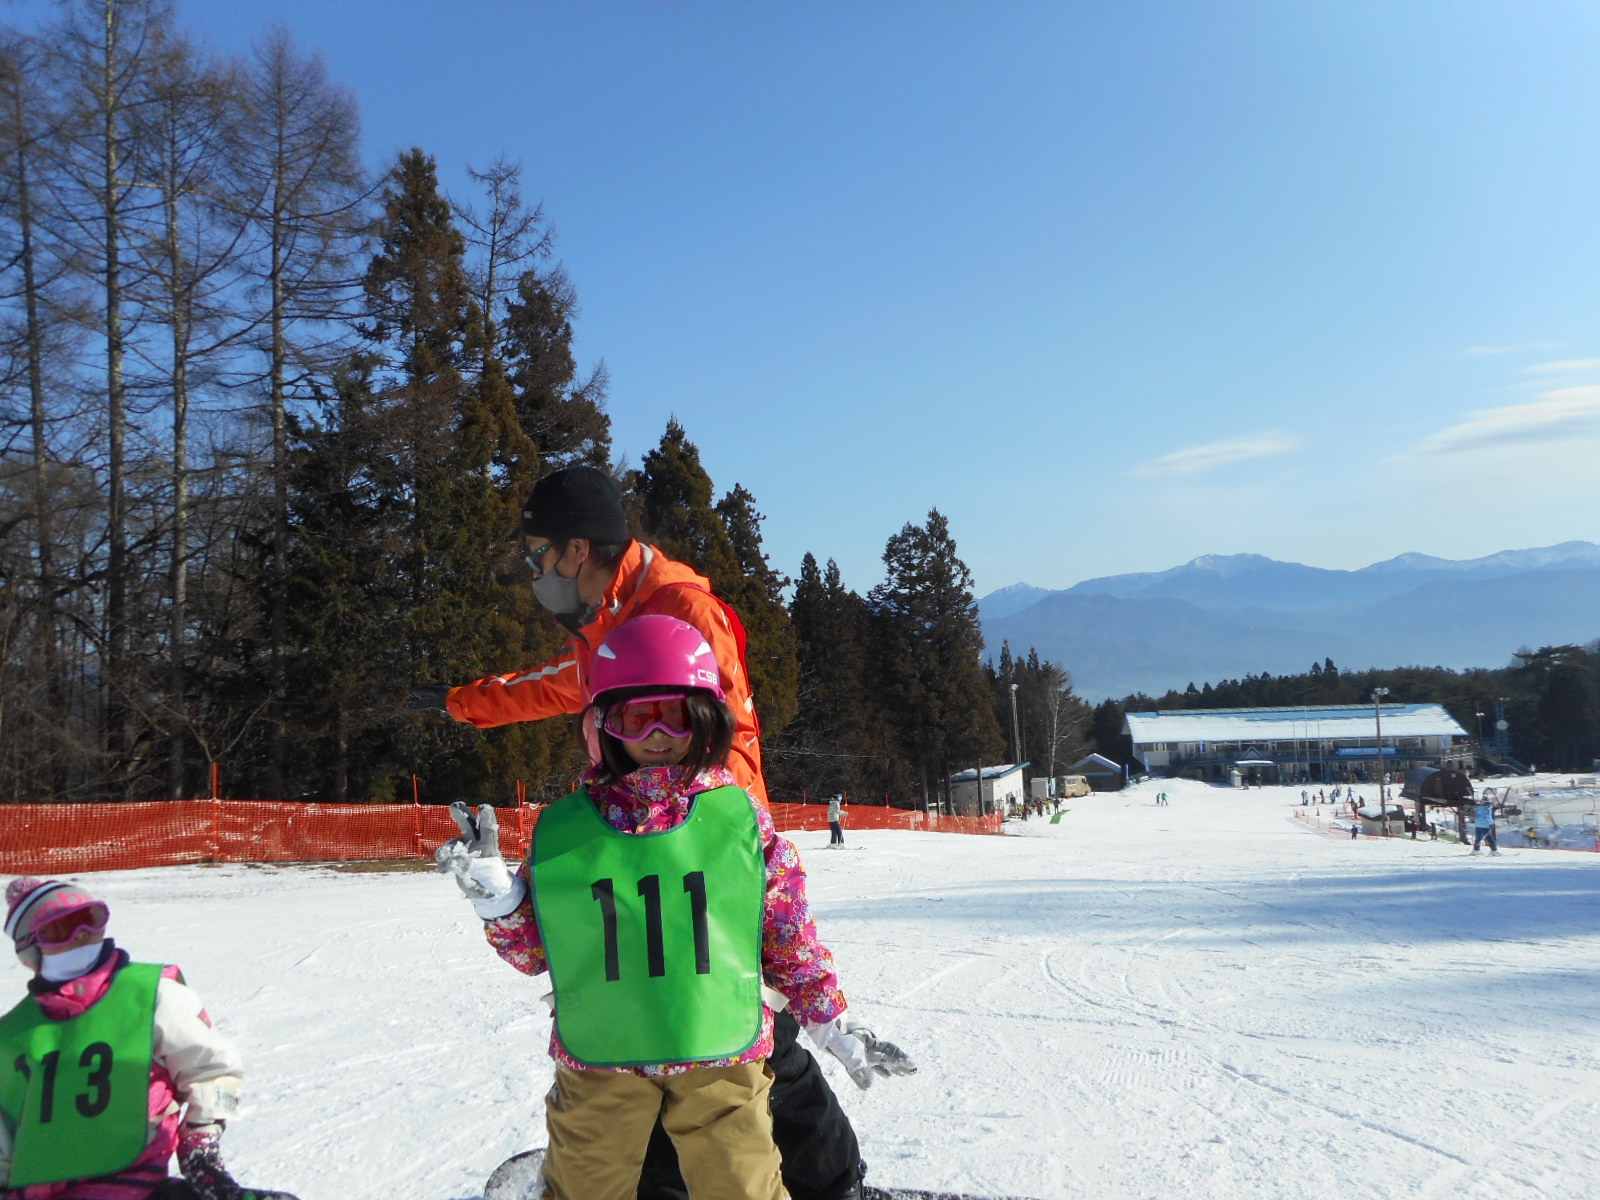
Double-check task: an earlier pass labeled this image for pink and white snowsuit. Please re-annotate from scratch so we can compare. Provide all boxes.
[0,944,243,1200]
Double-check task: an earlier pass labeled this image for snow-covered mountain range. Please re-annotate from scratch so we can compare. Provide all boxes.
[980,541,1600,700]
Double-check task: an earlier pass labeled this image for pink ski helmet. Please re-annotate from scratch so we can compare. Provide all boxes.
[589,614,725,702]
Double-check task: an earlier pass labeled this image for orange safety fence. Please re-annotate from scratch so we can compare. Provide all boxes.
[0,800,1001,876]
[769,803,1001,838]
[1293,810,1404,839]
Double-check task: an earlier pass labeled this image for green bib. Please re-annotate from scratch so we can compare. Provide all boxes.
[0,961,163,1186]
[532,784,765,1067]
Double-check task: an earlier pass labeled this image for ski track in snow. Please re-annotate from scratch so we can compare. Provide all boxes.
[10,778,1600,1199]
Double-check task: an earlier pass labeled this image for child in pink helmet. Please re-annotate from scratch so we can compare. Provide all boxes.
[437,615,906,1200]
[0,878,293,1200]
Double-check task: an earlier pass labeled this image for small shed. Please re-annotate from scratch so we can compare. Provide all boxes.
[1357,802,1407,836]
[949,763,1027,816]
[1069,753,1125,792]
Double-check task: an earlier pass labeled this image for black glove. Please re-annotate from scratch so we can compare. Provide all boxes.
[407,684,452,714]
[178,1122,300,1200]
[179,1123,244,1200]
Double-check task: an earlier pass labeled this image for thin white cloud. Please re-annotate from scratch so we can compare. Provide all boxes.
[1418,386,1600,455]
[1464,341,1560,356]
[1525,358,1600,374]
[1127,432,1299,479]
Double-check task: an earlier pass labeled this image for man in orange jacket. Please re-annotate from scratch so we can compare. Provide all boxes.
[409,464,767,808]
[408,465,883,1200]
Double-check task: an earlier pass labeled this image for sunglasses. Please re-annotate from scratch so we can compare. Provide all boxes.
[523,541,555,576]
[33,907,108,951]
[601,693,694,742]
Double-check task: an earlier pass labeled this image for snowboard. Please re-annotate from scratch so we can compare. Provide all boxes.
[484,1148,545,1200]
[483,1148,1037,1200]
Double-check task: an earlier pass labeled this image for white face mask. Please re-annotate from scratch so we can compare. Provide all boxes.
[39,940,105,982]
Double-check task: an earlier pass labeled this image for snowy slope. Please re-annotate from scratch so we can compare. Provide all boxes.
[10,780,1599,1200]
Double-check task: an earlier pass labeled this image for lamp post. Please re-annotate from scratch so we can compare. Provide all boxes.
[1372,687,1391,811]
[1008,683,1022,766]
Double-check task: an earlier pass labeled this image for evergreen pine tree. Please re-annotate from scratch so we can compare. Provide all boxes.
[634,419,800,743]
[1090,698,1134,766]
[990,643,1090,788]
[282,148,562,803]
[870,509,1003,808]
[716,483,798,735]
[635,418,739,578]
[779,555,903,802]
[778,552,829,798]
[1523,645,1600,771]
[502,264,610,470]
[280,356,407,802]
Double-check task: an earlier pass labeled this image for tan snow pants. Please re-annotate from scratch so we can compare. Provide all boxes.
[542,1061,787,1200]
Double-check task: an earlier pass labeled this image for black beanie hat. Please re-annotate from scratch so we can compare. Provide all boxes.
[520,465,631,543]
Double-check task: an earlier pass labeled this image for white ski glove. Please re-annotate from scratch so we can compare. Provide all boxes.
[806,1017,878,1090]
[435,802,525,919]
[844,1015,919,1079]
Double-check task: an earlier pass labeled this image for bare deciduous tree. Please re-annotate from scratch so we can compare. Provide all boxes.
[228,26,365,795]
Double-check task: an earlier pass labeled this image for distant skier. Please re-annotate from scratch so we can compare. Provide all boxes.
[829,795,846,845]
[1472,800,1500,855]
[0,878,296,1200]
[437,616,914,1200]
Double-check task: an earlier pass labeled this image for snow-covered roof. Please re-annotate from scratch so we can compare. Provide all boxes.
[1123,704,1467,744]
[950,762,1028,782]
[1070,753,1122,773]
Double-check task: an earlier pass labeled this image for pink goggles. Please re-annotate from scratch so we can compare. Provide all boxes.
[32,905,109,950]
[600,693,694,742]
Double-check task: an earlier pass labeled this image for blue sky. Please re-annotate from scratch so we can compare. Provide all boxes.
[21,1,1600,596]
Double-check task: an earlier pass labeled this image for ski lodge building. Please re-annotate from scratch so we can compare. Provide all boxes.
[949,762,1027,815]
[1122,704,1471,785]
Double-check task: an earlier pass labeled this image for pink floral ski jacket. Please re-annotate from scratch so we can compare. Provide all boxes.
[484,764,846,1076]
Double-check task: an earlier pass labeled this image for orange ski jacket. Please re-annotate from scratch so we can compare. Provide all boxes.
[446,542,768,808]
